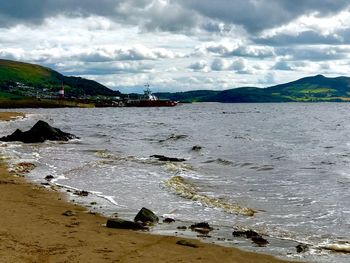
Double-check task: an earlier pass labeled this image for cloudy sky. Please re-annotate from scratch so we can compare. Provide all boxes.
[1,0,350,92]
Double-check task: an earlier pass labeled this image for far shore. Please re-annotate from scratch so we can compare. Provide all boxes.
[0,112,301,263]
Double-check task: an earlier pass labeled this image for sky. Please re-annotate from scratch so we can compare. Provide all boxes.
[1,0,350,93]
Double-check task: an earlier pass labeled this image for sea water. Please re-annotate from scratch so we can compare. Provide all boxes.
[1,103,350,262]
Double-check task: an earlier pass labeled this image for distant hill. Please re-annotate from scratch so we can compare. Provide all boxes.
[156,75,350,103]
[0,59,121,98]
[2,59,350,104]
[155,90,220,103]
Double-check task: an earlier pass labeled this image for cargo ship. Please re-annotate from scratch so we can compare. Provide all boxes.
[125,85,178,107]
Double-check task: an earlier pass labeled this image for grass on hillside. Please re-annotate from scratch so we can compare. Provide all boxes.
[0,60,61,88]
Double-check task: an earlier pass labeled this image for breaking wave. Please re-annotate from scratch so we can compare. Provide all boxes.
[321,243,350,253]
[163,176,255,216]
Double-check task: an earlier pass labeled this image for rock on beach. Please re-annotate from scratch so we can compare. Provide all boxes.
[0,120,77,143]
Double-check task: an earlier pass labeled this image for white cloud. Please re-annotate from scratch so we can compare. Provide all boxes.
[1,2,350,92]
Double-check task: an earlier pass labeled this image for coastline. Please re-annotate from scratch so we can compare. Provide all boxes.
[0,112,300,263]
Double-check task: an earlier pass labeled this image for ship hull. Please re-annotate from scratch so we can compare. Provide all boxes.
[126,100,178,107]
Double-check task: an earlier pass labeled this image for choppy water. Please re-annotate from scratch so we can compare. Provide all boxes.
[1,103,350,262]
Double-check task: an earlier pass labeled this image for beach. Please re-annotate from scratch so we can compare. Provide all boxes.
[0,111,300,263]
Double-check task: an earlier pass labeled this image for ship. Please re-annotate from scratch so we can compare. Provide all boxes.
[125,85,178,107]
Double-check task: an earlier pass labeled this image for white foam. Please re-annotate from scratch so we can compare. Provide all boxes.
[322,243,350,253]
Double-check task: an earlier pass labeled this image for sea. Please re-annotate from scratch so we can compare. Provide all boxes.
[1,103,350,263]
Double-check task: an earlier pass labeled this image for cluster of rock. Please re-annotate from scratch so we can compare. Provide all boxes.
[106,207,159,230]
[12,162,36,176]
[3,119,311,254]
[190,222,213,235]
[232,229,269,246]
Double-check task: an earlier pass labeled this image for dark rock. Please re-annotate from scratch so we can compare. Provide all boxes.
[232,230,248,237]
[191,145,202,151]
[0,120,78,143]
[106,218,148,230]
[193,228,211,235]
[233,229,260,239]
[176,240,198,248]
[190,222,213,230]
[73,190,89,197]
[45,175,54,181]
[296,244,309,253]
[163,218,175,223]
[134,207,159,224]
[233,229,268,246]
[177,226,187,230]
[251,236,269,246]
[245,230,261,239]
[62,210,76,216]
[190,222,213,234]
[151,155,186,162]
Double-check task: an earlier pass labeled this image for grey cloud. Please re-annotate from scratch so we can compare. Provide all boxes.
[0,0,197,33]
[258,72,276,85]
[272,61,293,71]
[210,58,249,73]
[255,31,343,46]
[0,0,118,27]
[75,47,177,62]
[276,47,349,61]
[272,61,307,71]
[229,58,248,73]
[198,42,274,58]
[0,46,177,64]
[59,61,153,76]
[141,2,197,32]
[189,60,208,71]
[181,0,350,33]
[1,0,349,33]
[211,58,228,71]
[0,50,22,60]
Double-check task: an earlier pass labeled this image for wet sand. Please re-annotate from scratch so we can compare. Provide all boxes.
[0,112,300,263]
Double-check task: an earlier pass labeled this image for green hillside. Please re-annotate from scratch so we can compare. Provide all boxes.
[157,75,350,103]
[0,59,121,98]
[155,90,220,102]
[2,59,350,104]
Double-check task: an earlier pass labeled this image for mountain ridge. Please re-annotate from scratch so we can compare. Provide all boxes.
[1,59,350,103]
[0,59,121,98]
[156,74,350,103]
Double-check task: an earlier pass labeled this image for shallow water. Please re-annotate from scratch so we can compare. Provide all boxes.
[1,103,350,262]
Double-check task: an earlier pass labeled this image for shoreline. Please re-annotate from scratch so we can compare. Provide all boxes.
[0,112,300,262]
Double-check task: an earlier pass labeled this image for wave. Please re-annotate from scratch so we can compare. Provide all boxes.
[53,182,125,208]
[159,134,188,143]
[163,162,194,173]
[94,150,194,173]
[322,243,350,253]
[204,158,234,165]
[163,176,255,216]
[94,150,136,162]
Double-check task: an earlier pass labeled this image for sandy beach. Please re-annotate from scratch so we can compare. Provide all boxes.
[0,112,300,263]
